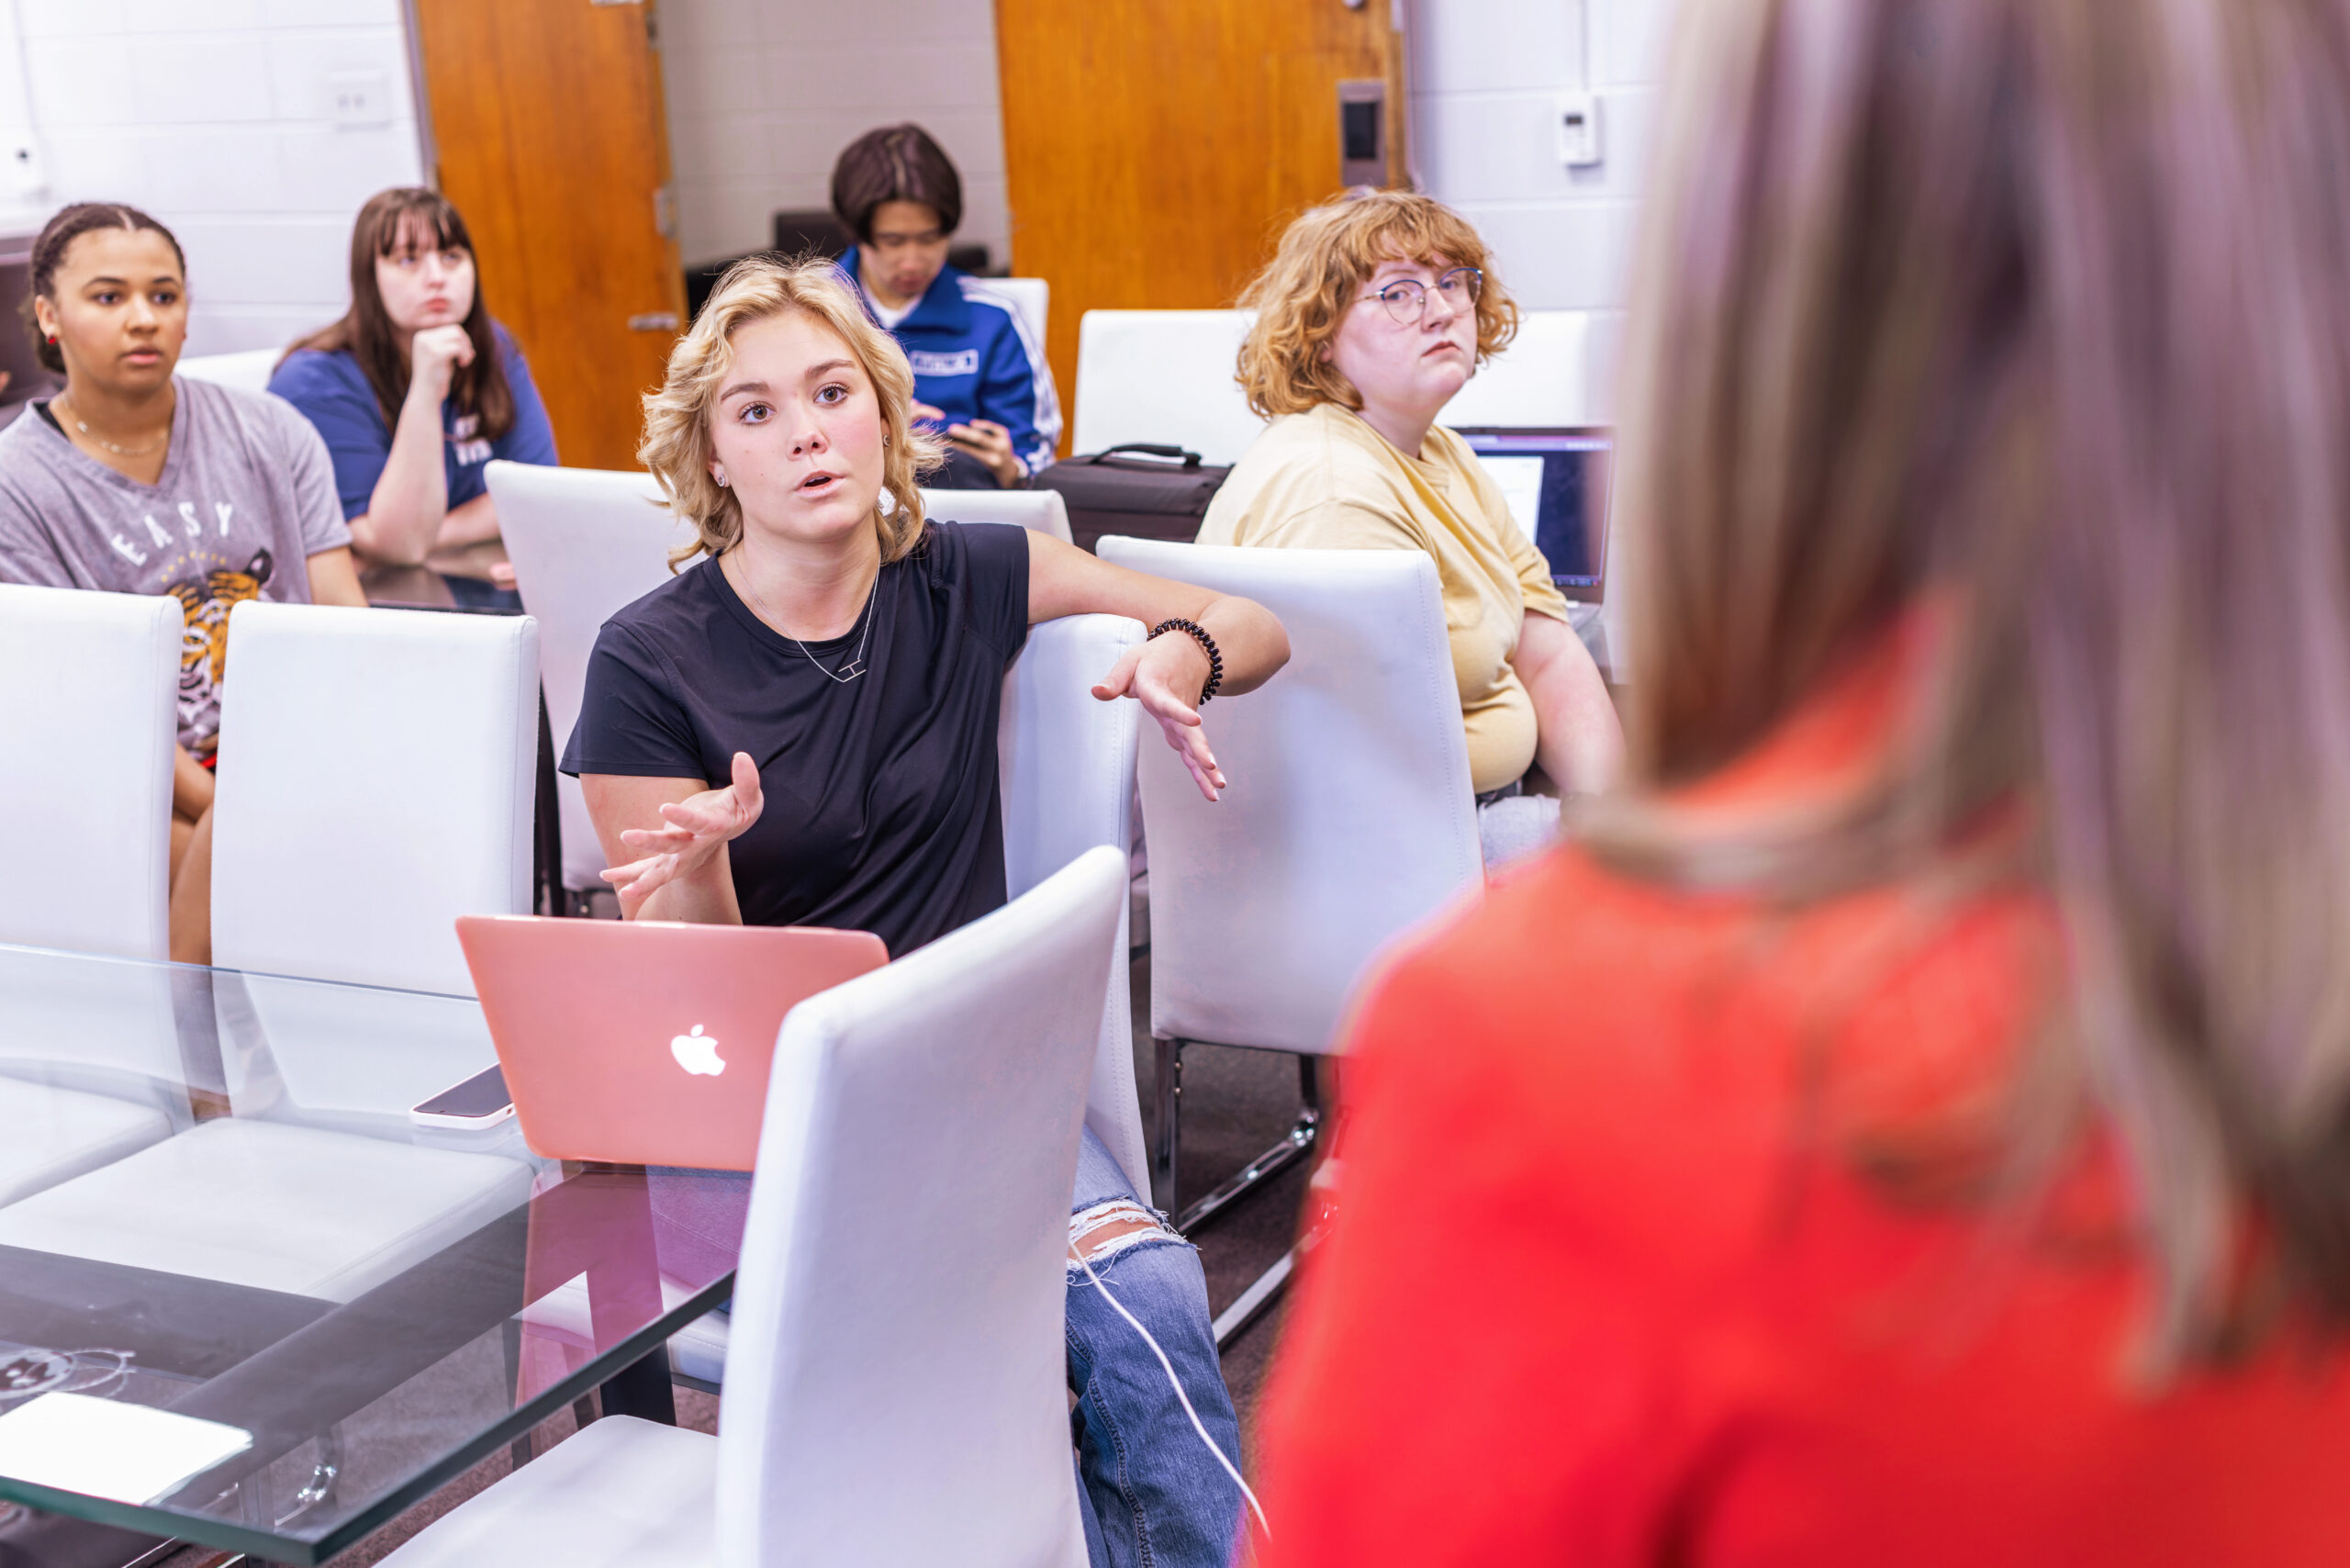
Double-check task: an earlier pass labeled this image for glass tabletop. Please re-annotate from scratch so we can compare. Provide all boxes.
[0,941,748,1565]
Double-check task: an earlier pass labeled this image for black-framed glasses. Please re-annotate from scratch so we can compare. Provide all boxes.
[1361,266,1483,324]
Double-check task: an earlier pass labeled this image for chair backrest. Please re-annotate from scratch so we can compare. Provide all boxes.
[210,601,539,995]
[1070,307,1593,471]
[1437,309,1593,428]
[968,275,1049,355]
[0,584,179,958]
[1071,308,1264,465]
[1000,613,1148,1193]
[716,846,1123,1568]
[921,486,1072,543]
[1097,540,1482,1054]
[174,351,281,396]
[487,461,696,893]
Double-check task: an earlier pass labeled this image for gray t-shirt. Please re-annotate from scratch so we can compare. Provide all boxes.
[0,376,352,756]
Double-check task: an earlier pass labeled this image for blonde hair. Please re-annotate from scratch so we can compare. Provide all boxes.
[1596,0,2350,1368]
[1233,190,1518,420]
[640,254,943,569]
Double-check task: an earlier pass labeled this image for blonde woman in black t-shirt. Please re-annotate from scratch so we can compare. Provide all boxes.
[563,255,1286,1568]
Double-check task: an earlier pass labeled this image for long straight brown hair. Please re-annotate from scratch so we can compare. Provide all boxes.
[1594,0,2350,1369]
[288,187,514,441]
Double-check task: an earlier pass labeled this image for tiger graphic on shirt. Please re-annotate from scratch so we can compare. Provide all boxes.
[166,547,274,759]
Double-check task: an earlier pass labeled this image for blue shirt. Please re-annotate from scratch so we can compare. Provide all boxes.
[842,248,1060,476]
[267,325,559,521]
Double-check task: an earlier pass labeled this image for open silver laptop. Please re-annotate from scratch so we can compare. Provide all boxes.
[1453,426,1613,607]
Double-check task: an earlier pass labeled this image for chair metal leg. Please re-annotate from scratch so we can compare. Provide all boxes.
[596,1342,677,1425]
[1211,1249,1295,1350]
[1150,1036,1183,1213]
[1174,1052,1320,1234]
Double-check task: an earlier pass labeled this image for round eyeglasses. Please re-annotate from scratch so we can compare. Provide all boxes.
[1360,267,1483,325]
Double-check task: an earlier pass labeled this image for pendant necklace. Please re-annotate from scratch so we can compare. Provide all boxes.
[731,550,878,684]
[54,393,171,458]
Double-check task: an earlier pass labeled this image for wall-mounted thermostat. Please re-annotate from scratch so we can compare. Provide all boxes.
[1556,89,1603,168]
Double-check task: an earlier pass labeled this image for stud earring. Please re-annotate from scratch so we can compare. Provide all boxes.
[713,469,729,487]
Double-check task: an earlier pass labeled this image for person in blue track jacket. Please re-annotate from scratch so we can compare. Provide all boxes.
[831,123,1059,490]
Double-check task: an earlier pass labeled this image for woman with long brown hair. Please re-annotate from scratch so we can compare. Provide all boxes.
[271,187,557,607]
[1248,0,2350,1562]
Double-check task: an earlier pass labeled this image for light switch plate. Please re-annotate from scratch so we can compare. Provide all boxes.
[330,69,393,129]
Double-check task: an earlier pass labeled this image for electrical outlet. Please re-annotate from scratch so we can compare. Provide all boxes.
[330,70,392,129]
[1555,89,1603,168]
[3,138,46,199]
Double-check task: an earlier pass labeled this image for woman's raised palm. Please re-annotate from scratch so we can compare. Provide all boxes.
[601,751,765,917]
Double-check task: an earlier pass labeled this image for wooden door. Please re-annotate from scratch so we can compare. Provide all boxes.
[994,0,1404,454]
[410,0,685,471]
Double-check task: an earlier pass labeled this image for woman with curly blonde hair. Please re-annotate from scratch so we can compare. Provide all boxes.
[1201,190,1621,864]
[560,254,1286,1568]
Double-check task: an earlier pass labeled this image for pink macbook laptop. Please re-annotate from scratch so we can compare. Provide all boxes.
[455,916,889,1170]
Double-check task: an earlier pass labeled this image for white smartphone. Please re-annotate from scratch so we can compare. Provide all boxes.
[408,1064,516,1130]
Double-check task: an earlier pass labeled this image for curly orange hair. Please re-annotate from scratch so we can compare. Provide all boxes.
[1234,190,1518,420]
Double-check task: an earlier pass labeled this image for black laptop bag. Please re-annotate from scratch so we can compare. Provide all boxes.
[1033,444,1232,554]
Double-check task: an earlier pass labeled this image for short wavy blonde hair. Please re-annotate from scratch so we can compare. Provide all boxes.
[640,254,943,569]
[1235,191,1519,420]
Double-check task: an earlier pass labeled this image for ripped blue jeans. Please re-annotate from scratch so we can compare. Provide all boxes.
[1067,1126,1244,1568]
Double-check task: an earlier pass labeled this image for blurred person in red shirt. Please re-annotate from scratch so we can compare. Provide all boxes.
[1248,1,2350,1563]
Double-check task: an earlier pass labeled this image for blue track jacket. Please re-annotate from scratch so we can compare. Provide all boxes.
[842,247,1060,476]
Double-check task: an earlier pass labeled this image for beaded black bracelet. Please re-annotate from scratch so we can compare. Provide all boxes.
[1149,618,1224,705]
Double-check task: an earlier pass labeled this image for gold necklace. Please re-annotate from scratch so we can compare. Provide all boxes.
[54,392,172,458]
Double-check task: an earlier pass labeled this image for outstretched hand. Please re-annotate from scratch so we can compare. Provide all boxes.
[600,751,765,917]
[1094,636,1226,801]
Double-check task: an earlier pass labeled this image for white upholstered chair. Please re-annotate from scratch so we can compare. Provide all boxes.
[0,583,179,958]
[211,600,539,993]
[1438,308,1594,428]
[1069,307,1595,470]
[381,847,1126,1568]
[173,348,282,395]
[487,461,692,904]
[918,486,1074,543]
[0,603,543,1294]
[969,275,1049,355]
[660,611,1151,1387]
[0,585,187,1204]
[1070,309,1264,465]
[999,613,1150,1193]
[1098,539,1482,1329]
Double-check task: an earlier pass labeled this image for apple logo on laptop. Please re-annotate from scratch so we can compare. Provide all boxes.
[670,1025,725,1078]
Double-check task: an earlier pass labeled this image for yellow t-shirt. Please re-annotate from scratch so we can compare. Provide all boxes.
[1198,403,1572,794]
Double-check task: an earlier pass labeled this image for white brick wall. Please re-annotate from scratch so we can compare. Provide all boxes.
[1407,0,1681,418]
[658,0,1010,273]
[6,0,424,355]
[0,0,1668,374]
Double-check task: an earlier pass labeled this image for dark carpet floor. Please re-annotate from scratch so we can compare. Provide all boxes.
[142,949,1311,1567]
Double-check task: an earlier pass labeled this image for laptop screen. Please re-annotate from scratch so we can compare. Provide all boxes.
[1454,427,1612,602]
